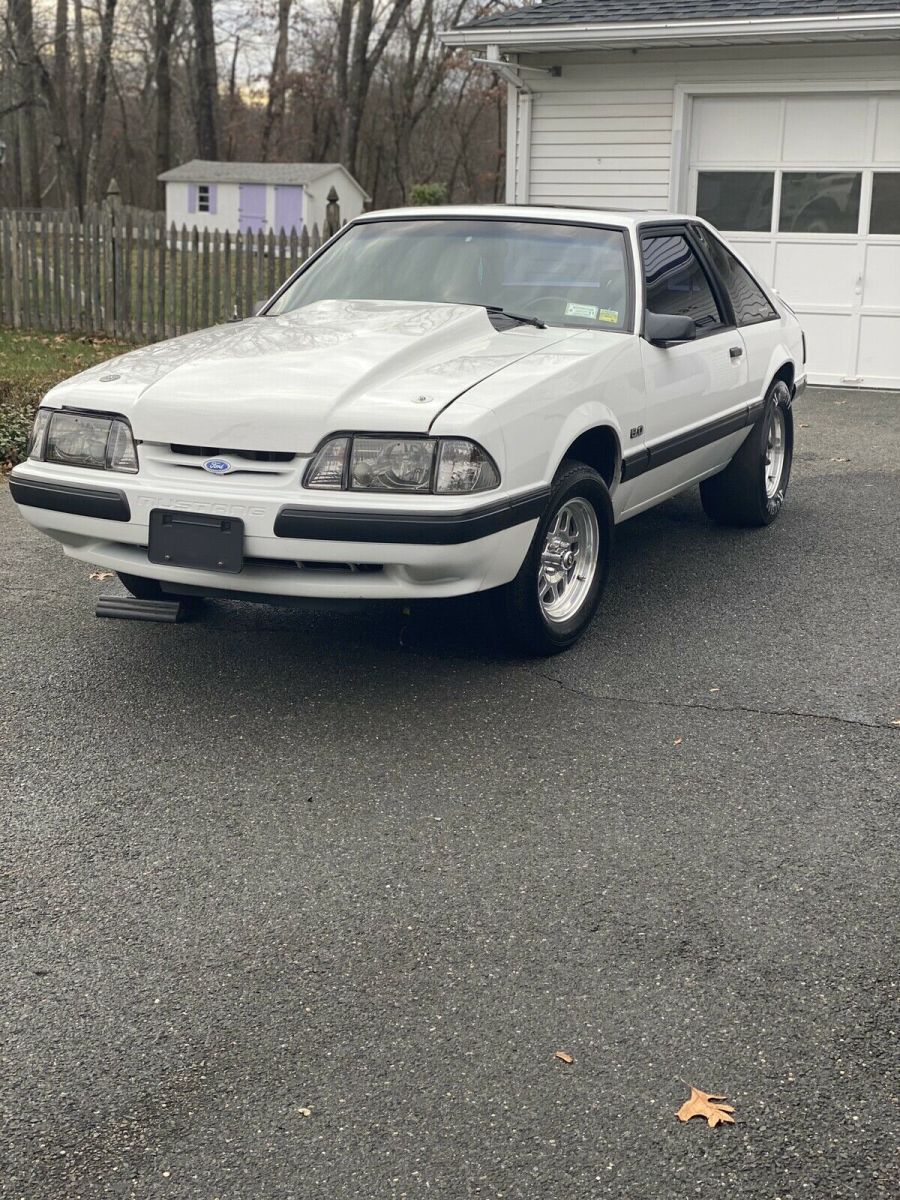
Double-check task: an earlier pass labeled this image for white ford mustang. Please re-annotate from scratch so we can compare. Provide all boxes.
[10,205,805,653]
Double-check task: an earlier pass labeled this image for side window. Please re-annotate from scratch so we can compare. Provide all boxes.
[640,233,725,333]
[693,226,777,326]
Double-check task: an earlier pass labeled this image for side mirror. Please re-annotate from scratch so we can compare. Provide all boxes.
[645,311,696,347]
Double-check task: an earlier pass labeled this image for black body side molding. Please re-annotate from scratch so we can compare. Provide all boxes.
[621,400,766,483]
[9,475,132,521]
[274,487,550,544]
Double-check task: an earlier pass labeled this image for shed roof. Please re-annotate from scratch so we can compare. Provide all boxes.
[157,160,365,191]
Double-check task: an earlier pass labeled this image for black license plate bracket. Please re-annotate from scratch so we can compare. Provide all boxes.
[148,509,244,573]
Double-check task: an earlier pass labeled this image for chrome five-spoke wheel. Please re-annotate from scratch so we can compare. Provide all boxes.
[765,404,786,498]
[538,497,600,624]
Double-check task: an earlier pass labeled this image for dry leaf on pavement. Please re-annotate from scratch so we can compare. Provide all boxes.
[676,1086,735,1127]
[89,570,114,581]
[554,1051,574,1064]
[673,737,683,747]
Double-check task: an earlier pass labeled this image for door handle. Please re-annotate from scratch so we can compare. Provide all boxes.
[729,346,744,359]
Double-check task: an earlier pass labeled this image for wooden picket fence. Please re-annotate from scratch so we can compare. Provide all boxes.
[0,206,326,343]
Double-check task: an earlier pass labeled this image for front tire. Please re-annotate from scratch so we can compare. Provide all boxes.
[700,378,794,527]
[502,460,613,656]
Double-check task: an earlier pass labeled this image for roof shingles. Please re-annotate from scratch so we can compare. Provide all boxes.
[464,0,900,31]
[158,160,346,186]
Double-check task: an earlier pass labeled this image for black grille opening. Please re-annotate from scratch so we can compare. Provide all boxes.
[299,561,384,574]
[170,444,295,463]
[242,558,384,574]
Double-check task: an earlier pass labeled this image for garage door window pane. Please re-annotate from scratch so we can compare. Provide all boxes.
[641,234,725,331]
[870,174,900,235]
[779,172,861,234]
[696,172,774,232]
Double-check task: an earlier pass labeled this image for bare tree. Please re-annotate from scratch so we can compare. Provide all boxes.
[190,0,218,158]
[84,0,118,201]
[260,0,292,161]
[152,0,181,206]
[335,0,415,180]
[7,0,42,207]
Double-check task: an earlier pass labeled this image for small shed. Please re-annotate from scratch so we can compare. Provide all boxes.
[157,161,370,236]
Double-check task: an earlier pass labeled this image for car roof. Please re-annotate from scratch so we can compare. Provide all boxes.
[353,205,697,230]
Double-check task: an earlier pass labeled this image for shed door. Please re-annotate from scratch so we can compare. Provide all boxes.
[239,184,267,235]
[274,186,303,234]
[688,92,900,389]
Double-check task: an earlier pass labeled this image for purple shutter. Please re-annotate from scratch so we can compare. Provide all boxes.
[208,184,217,215]
[187,183,198,214]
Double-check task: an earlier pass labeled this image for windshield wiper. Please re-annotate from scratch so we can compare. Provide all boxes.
[484,306,547,330]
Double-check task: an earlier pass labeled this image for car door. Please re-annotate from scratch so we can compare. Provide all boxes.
[690,222,782,412]
[623,224,751,514]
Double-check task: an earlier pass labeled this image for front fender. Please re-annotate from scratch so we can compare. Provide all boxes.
[439,332,646,498]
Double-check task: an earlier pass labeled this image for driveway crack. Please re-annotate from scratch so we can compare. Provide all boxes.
[525,667,892,731]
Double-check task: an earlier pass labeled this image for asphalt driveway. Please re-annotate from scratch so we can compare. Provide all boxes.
[1,387,897,1199]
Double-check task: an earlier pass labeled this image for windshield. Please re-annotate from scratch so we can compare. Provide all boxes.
[267,218,631,330]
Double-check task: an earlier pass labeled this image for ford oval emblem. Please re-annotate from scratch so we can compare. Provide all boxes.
[202,457,233,474]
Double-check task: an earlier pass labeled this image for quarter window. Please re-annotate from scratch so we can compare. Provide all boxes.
[692,226,777,326]
[696,172,774,233]
[870,173,900,235]
[779,172,861,234]
[641,233,725,332]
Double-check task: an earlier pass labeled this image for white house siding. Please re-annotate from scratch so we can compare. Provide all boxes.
[516,43,900,211]
[514,42,900,386]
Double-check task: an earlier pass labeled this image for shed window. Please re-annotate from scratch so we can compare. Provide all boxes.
[198,184,211,213]
[696,172,774,233]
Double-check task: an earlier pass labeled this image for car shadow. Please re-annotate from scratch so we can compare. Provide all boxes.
[182,485,781,666]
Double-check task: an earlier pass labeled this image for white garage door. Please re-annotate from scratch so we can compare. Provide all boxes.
[688,92,900,389]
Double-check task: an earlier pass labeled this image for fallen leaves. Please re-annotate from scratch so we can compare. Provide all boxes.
[673,737,683,747]
[89,570,115,581]
[829,457,851,463]
[554,1050,574,1064]
[676,1086,735,1128]
[297,1106,312,1118]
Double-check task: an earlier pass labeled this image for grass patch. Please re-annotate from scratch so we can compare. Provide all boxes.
[0,328,131,469]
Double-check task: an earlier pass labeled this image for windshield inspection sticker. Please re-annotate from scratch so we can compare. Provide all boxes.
[598,308,620,323]
[565,302,599,319]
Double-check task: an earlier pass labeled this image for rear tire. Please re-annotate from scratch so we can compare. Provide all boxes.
[700,378,793,527]
[502,459,613,656]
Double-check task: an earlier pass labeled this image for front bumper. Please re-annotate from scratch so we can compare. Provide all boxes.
[9,467,546,600]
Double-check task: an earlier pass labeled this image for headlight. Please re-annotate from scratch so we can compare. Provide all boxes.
[26,409,51,460]
[29,409,139,473]
[304,435,500,494]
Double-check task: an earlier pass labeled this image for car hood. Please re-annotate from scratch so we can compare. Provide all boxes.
[46,300,577,451]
